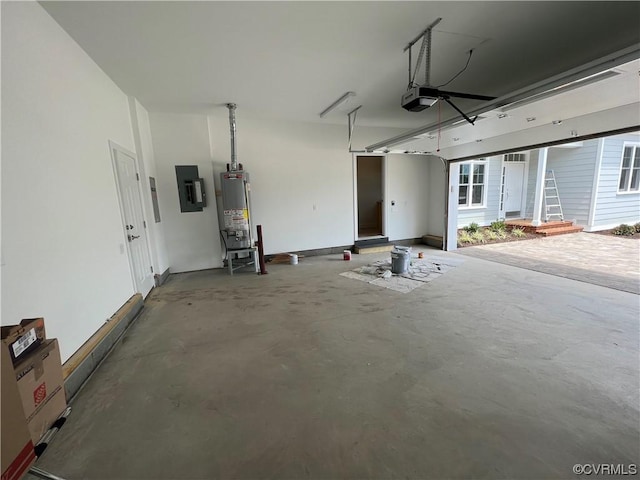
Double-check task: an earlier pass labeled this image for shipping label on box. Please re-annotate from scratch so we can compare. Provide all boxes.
[1,318,46,365]
[14,339,67,444]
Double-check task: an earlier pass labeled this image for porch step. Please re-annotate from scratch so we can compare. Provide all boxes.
[538,225,584,237]
[354,243,394,254]
[507,220,574,234]
[354,237,389,248]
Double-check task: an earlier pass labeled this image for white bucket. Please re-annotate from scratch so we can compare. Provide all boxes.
[289,254,298,265]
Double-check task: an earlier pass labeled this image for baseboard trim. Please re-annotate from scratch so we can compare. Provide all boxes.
[273,245,354,258]
[421,235,444,249]
[63,293,143,401]
[154,267,170,287]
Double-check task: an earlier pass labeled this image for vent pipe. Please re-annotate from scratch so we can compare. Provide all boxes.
[226,103,238,171]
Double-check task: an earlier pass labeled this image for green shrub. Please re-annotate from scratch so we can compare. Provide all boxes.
[458,230,474,244]
[613,224,636,236]
[489,220,507,232]
[484,230,500,241]
[463,222,480,233]
[471,230,486,244]
[634,222,640,233]
[511,227,526,238]
[496,230,509,240]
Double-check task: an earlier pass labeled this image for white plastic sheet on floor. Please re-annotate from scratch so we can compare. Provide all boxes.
[340,256,464,293]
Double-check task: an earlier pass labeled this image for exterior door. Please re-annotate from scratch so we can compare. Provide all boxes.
[111,144,154,297]
[503,162,525,214]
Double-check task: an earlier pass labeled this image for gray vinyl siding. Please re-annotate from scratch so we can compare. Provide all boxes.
[457,156,501,228]
[547,140,598,226]
[524,143,598,226]
[592,133,640,229]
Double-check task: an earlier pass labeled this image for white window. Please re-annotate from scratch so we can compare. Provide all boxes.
[459,160,487,208]
[618,144,640,193]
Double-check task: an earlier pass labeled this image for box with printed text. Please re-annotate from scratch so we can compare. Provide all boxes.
[14,339,67,444]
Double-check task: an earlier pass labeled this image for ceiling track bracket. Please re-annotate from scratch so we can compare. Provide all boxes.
[347,105,363,151]
[405,18,442,88]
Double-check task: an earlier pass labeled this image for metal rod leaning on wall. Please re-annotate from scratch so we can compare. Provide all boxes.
[257,224,267,275]
[28,467,68,480]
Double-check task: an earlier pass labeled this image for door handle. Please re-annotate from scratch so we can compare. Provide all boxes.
[128,235,140,242]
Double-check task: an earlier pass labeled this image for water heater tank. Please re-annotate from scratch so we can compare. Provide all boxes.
[220,170,252,250]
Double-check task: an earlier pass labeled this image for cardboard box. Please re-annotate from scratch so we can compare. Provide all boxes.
[1,318,46,365]
[14,339,67,444]
[1,342,36,480]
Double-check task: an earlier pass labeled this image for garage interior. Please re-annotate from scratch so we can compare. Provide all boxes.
[2,2,639,479]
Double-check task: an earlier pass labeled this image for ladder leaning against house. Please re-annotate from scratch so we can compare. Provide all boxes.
[543,170,564,221]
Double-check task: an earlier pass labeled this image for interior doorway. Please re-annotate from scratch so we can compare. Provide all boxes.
[110,142,155,297]
[356,155,384,238]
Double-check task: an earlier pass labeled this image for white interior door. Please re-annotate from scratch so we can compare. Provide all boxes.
[112,144,154,297]
[503,162,526,214]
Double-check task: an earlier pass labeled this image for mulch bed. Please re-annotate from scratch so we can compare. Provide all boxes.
[457,229,539,248]
[589,229,640,239]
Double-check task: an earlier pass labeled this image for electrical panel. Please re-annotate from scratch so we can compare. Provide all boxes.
[175,165,206,212]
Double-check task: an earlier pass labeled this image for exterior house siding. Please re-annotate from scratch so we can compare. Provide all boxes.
[592,133,640,229]
[457,156,501,228]
[546,140,599,226]
[524,143,598,224]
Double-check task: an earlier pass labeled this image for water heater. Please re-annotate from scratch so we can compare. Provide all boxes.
[220,167,252,250]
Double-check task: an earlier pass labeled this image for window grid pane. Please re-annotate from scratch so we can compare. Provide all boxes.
[631,168,640,191]
[619,169,630,191]
[472,185,483,205]
[622,147,632,168]
[459,185,468,205]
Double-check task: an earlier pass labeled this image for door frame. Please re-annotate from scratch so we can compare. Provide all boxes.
[353,153,387,240]
[109,141,154,297]
[499,152,530,219]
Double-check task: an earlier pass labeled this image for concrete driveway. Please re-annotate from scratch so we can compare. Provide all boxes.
[455,232,640,294]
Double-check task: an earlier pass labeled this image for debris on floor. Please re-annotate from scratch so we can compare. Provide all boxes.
[340,256,463,293]
[266,253,304,264]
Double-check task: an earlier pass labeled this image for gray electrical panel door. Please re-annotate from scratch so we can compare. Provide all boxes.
[175,165,206,212]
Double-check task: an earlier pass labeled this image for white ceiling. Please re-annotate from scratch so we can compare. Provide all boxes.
[40,1,640,132]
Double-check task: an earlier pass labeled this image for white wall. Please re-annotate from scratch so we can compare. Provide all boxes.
[207,111,429,256]
[385,154,431,241]
[1,2,138,361]
[129,99,170,275]
[149,113,223,272]
[426,157,447,238]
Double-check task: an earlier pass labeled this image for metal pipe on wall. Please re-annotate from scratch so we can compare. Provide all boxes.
[226,103,238,171]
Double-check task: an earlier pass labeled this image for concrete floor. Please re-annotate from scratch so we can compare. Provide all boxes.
[34,250,639,479]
